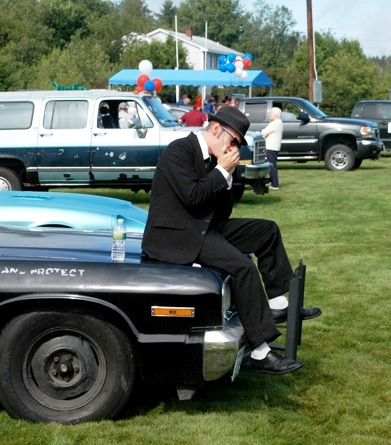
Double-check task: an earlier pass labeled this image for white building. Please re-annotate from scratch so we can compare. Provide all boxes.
[146,27,243,70]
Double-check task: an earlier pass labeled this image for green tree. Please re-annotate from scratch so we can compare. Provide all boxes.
[117,35,189,70]
[176,0,246,48]
[321,49,377,116]
[38,0,110,50]
[0,45,27,91]
[281,32,376,115]
[371,56,391,99]
[155,0,178,29]
[30,38,112,90]
[0,0,52,66]
[118,0,154,34]
[238,0,298,70]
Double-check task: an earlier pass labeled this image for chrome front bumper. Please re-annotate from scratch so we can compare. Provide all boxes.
[203,315,246,382]
[243,162,271,179]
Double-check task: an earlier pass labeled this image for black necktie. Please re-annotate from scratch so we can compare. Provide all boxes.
[205,156,216,172]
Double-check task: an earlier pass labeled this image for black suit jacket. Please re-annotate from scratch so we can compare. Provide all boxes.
[142,132,234,264]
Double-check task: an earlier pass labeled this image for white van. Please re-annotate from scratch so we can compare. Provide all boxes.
[0,90,269,199]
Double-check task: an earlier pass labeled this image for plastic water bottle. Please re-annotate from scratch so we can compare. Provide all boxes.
[111,218,126,262]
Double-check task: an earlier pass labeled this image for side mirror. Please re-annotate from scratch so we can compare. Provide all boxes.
[297,112,310,122]
[136,127,148,139]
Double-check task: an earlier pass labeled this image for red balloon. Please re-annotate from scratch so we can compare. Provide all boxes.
[243,58,252,69]
[152,78,163,92]
[137,74,149,87]
[134,85,144,93]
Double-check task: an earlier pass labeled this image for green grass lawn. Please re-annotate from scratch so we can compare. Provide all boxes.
[1,155,390,445]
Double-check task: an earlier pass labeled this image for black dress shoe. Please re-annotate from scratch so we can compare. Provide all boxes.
[271,306,322,324]
[251,351,303,375]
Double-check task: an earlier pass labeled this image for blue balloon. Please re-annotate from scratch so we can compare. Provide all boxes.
[218,55,227,64]
[144,80,155,92]
[228,53,236,63]
[219,63,228,72]
[243,52,253,60]
[227,62,236,73]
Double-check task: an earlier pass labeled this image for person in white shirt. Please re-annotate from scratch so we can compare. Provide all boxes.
[261,107,283,190]
[118,102,135,129]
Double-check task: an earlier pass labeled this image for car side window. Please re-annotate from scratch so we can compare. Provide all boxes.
[0,101,34,130]
[273,102,301,122]
[245,102,267,123]
[44,100,88,129]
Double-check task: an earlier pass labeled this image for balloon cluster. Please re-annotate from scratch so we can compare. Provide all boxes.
[134,60,163,93]
[218,52,253,80]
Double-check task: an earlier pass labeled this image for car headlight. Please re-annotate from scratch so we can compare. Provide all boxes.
[360,126,376,138]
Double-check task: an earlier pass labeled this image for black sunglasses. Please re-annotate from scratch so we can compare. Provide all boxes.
[221,126,241,148]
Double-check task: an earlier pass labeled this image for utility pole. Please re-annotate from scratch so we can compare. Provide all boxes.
[307,0,315,102]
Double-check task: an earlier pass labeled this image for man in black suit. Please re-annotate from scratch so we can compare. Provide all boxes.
[142,106,321,374]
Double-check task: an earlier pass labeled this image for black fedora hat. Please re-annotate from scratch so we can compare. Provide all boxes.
[208,105,250,146]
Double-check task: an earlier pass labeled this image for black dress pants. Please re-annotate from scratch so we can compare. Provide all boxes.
[197,218,294,349]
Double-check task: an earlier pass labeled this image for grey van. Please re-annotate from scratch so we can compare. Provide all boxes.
[351,100,391,150]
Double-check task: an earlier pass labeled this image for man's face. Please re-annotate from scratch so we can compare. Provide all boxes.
[210,123,241,158]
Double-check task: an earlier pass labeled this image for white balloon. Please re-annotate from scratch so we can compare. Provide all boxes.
[234,61,244,70]
[138,60,153,75]
[241,71,248,79]
[234,68,243,77]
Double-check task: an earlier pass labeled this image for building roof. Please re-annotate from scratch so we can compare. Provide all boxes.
[146,28,243,56]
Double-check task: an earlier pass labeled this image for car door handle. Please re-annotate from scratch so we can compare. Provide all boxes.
[93,132,107,136]
[39,133,53,137]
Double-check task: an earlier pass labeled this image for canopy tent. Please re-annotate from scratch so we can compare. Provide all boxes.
[108,69,273,96]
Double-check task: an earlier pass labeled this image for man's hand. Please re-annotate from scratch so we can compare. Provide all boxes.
[217,147,240,174]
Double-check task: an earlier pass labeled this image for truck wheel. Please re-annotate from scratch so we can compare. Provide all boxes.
[353,158,363,169]
[0,167,23,191]
[324,145,355,171]
[0,310,136,424]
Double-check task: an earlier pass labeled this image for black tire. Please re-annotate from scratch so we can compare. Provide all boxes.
[0,310,136,424]
[353,158,363,169]
[324,144,355,171]
[0,167,23,191]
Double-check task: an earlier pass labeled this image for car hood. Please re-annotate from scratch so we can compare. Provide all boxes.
[319,116,378,127]
[0,225,143,263]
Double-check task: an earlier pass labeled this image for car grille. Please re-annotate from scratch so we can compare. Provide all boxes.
[253,138,267,163]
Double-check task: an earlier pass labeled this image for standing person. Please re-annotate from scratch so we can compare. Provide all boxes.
[204,96,216,114]
[261,107,283,190]
[179,97,207,127]
[177,93,191,106]
[142,106,321,375]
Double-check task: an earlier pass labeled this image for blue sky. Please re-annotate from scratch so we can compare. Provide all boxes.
[145,0,390,58]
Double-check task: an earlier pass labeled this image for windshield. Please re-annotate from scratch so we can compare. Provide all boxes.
[301,99,327,118]
[142,96,179,128]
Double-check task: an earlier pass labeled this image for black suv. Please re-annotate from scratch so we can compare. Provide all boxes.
[238,97,384,171]
[351,100,391,151]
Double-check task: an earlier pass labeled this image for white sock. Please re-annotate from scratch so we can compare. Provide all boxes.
[268,295,288,310]
[250,342,271,360]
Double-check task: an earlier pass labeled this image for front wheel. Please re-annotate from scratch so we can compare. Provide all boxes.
[324,144,355,171]
[0,310,136,424]
[353,158,363,169]
[0,167,23,191]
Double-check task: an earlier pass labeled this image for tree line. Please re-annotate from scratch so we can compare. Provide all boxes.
[0,0,390,116]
